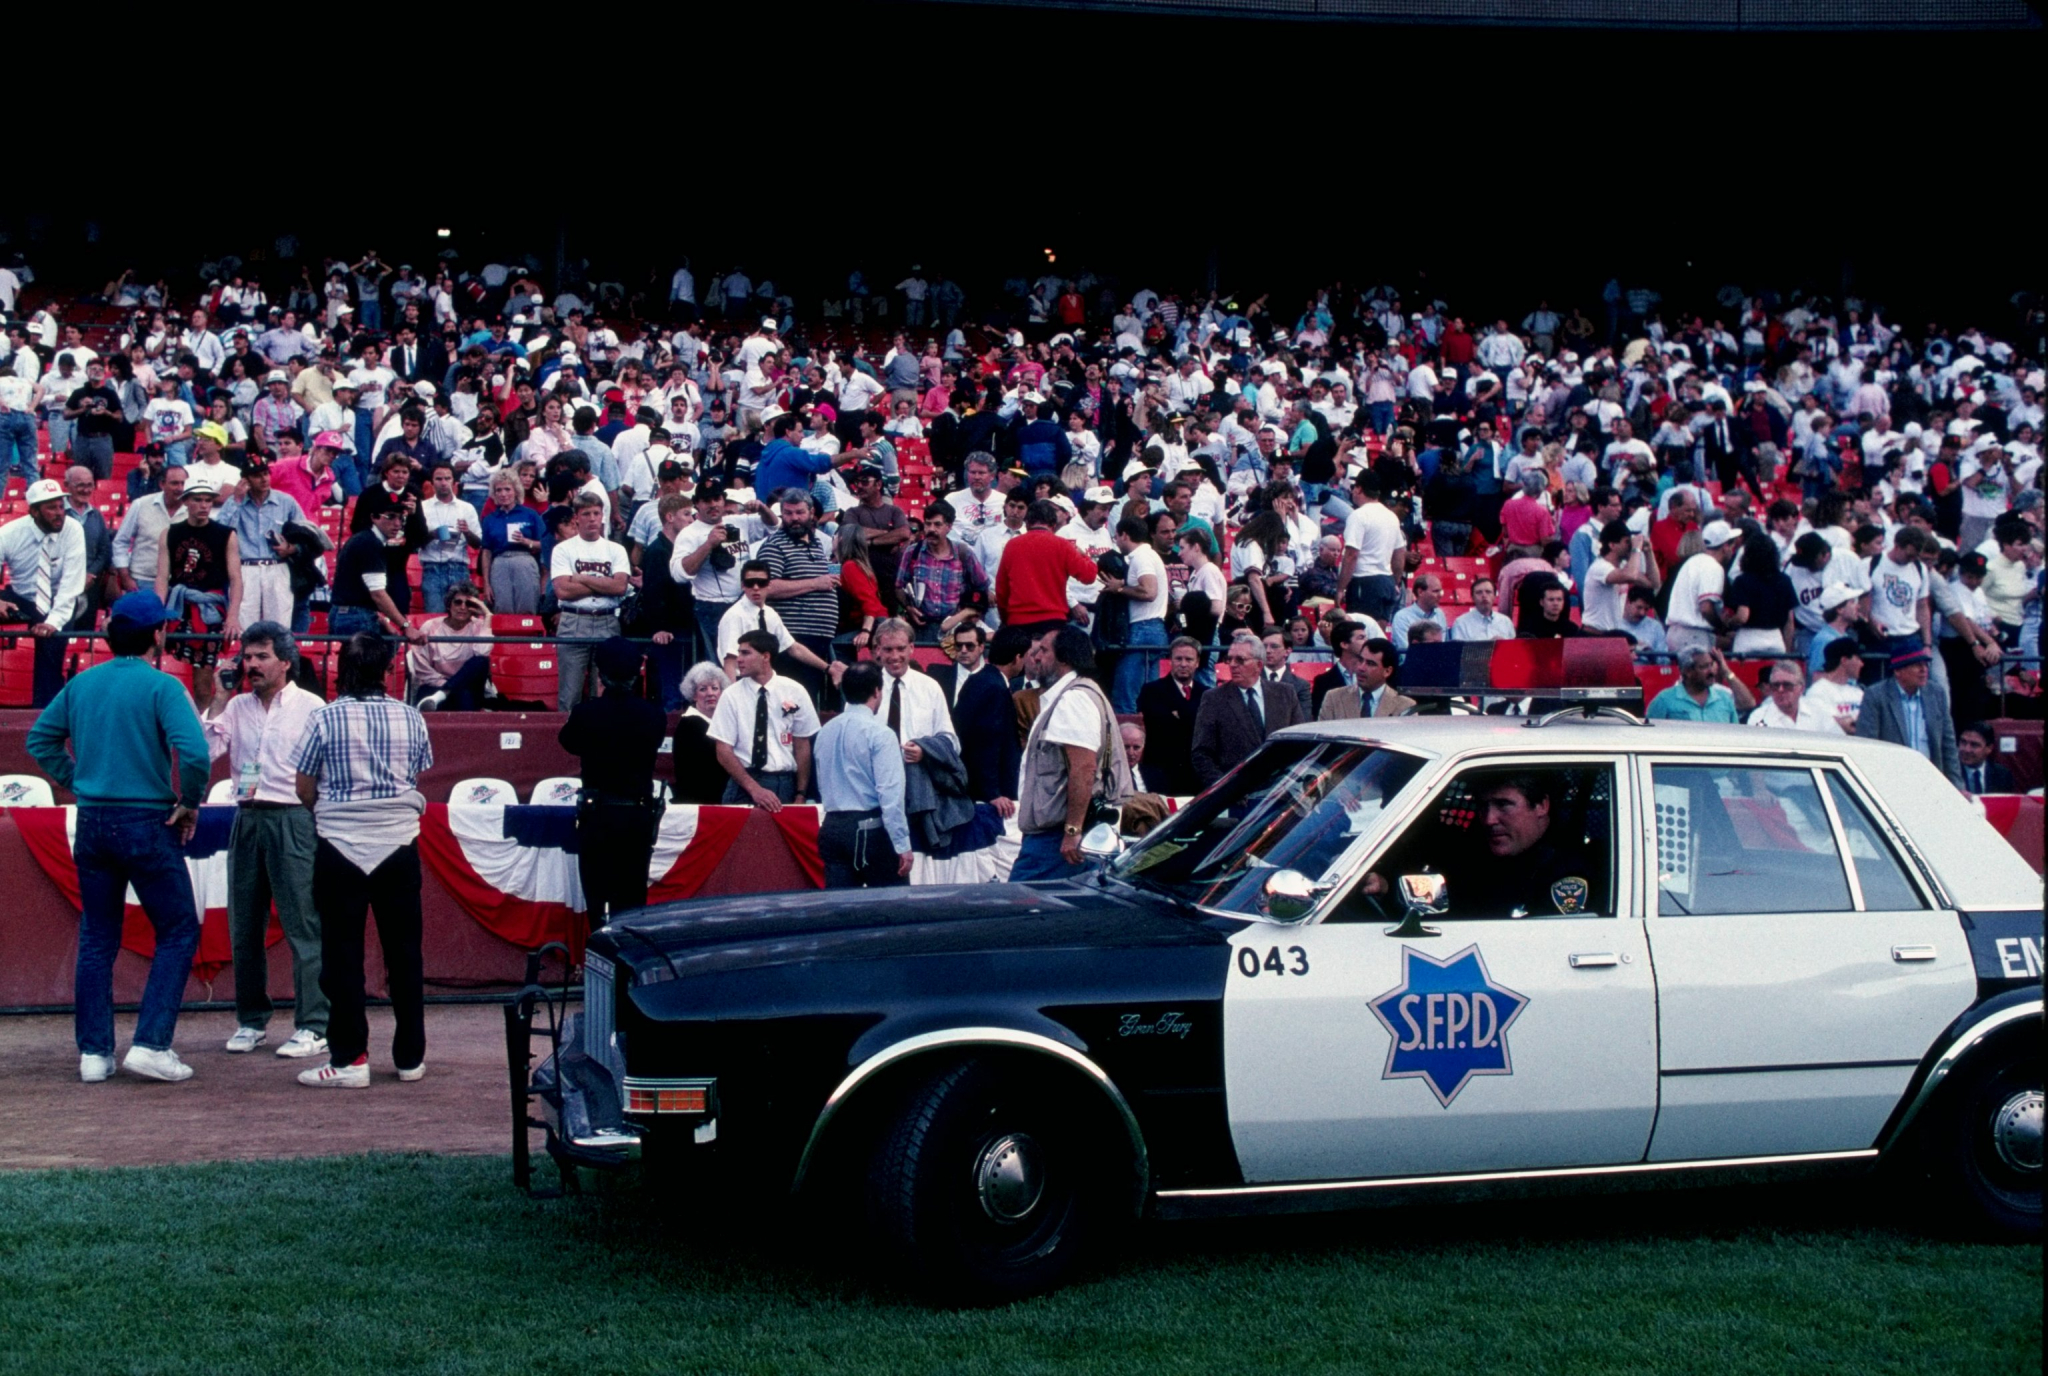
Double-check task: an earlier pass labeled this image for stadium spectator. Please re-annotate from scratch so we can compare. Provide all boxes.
[1748,659,1830,732]
[293,633,434,1089]
[1192,636,1304,790]
[1855,642,1960,784]
[28,590,208,1084]
[1451,577,1517,641]
[202,622,327,1060]
[1647,646,1755,723]
[408,582,493,710]
[995,499,1100,628]
[709,628,819,809]
[1957,722,2017,795]
[0,478,87,708]
[812,660,914,888]
[1014,624,1130,881]
[550,491,631,710]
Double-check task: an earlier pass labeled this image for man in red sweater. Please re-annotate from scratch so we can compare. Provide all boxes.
[995,499,1099,628]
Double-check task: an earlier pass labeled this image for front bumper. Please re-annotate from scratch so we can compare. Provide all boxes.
[506,988,641,1191]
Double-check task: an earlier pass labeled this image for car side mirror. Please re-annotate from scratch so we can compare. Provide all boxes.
[1079,821,1124,861]
[1262,868,1327,924]
[1385,871,1447,938]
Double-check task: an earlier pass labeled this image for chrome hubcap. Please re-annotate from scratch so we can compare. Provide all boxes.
[974,1132,1044,1222]
[1991,1090,2043,1174]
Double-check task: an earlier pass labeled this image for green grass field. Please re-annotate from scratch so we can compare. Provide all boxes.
[0,1153,2036,1376]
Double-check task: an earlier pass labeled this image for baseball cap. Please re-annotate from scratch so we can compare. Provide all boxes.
[1700,520,1739,549]
[263,370,287,384]
[1817,583,1860,612]
[1082,484,1117,506]
[24,478,63,506]
[312,430,348,451]
[108,590,171,634]
[760,315,779,330]
[182,477,218,499]
[657,459,687,482]
[195,422,232,448]
[1890,642,1932,669]
[413,380,437,400]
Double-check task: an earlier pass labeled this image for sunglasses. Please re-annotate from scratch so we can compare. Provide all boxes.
[741,578,771,589]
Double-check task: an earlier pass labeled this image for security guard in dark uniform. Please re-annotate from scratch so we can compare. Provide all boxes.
[1451,773,1601,918]
[1361,770,1602,919]
[558,637,668,930]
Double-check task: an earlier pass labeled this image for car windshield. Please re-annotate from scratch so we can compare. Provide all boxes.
[1111,739,1427,915]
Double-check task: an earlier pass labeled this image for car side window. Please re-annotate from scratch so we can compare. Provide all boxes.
[1653,765,1852,916]
[1335,764,1618,921]
[1823,774,1929,911]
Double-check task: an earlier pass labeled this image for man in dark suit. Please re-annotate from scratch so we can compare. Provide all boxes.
[1137,635,1208,797]
[925,622,1021,807]
[1260,630,1314,720]
[1854,643,1961,785]
[1312,617,1366,717]
[1191,635,1305,791]
[1957,721,2017,795]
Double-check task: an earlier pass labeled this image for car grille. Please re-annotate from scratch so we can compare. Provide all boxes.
[583,952,626,1085]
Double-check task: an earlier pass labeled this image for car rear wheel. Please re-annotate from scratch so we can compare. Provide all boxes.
[867,1058,1108,1304]
[1937,1048,2042,1242]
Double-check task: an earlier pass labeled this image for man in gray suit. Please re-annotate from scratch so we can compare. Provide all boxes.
[1192,635,1305,791]
[1854,642,1960,785]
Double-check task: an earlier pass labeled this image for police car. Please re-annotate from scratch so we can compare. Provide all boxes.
[509,661,2042,1303]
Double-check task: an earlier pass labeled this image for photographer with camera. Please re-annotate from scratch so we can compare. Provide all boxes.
[669,481,770,667]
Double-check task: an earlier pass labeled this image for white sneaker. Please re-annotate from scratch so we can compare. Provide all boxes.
[297,1057,369,1089]
[396,1061,426,1082]
[416,690,447,712]
[80,1054,116,1083]
[224,1026,267,1054]
[275,1029,328,1059]
[123,1046,195,1082]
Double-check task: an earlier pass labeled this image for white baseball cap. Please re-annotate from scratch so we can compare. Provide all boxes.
[24,478,64,506]
[1700,520,1740,549]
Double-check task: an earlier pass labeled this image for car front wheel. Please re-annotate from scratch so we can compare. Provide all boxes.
[867,1058,1109,1304]
[1937,1047,2043,1242]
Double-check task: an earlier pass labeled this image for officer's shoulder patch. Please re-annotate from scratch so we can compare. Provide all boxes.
[1550,876,1590,914]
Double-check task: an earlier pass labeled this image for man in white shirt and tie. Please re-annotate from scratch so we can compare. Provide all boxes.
[0,479,88,706]
[868,619,958,759]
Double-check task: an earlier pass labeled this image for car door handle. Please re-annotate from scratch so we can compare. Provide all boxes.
[1891,945,1939,963]
[1568,952,1618,969]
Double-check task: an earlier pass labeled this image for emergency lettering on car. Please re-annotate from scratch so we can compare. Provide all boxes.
[1370,944,1529,1106]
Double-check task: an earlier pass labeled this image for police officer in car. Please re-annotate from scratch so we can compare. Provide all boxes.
[1362,770,1599,917]
[558,636,667,929]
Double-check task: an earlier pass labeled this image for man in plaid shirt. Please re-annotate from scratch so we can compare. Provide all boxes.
[895,503,987,642]
[292,632,435,1089]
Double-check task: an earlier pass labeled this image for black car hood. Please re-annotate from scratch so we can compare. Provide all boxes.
[602,879,1236,979]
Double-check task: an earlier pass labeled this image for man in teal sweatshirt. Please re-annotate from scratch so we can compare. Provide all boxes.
[27,589,212,1084]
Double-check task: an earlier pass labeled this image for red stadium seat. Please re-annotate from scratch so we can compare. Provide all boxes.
[0,639,38,708]
[491,641,559,704]
[490,614,546,636]
[1635,662,1680,703]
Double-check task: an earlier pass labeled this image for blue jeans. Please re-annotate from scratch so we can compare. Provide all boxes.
[329,605,382,638]
[694,599,732,667]
[1011,830,1098,883]
[74,806,201,1056]
[650,636,686,711]
[0,411,36,485]
[353,409,377,477]
[420,560,468,613]
[330,449,366,498]
[1368,402,1395,436]
[1113,617,1168,713]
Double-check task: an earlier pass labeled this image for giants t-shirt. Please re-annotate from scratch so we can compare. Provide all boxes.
[550,536,629,614]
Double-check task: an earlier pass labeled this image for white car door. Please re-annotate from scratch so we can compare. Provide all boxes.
[1640,758,1978,1161]
[1225,756,1659,1184]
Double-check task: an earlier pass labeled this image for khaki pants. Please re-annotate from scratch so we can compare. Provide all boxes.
[237,561,295,630]
[229,804,325,1036]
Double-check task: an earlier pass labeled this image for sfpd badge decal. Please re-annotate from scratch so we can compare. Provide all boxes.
[1368,944,1529,1107]
[1550,876,1590,914]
